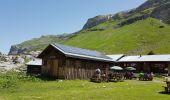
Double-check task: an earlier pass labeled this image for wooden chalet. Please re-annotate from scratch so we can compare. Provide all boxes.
[117,55,170,74]
[38,44,113,79]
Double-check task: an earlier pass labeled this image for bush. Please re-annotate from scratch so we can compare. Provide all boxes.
[0,70,41,88]
[0,71,19,88]
[0,79,18,88]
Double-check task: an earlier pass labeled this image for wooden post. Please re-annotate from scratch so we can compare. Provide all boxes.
[168,62,170,76]
[105,64,109,76]
[143,62,150,73]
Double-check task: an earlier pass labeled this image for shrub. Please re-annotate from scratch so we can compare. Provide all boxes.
[0,70,41,88]
[0,71,19,88]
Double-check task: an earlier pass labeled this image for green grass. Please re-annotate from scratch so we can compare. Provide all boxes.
[0,72,169,100]
[64,17,170,54]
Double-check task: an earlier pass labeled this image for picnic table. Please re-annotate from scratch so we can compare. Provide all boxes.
[90,74,109,83]
[139,73,153,81]
[108,73,124,82]
[124,72,137,80]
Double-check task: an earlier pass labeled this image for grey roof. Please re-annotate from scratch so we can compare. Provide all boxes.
[26,59,42,66]
[51,44,113,62]
[107,54,125,61]
[118,54,170,62]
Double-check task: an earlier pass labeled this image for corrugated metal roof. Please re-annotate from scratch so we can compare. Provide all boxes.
[26,59,42,66]
[118,55,170,62]
[51,44,113,62]
[118,56,140,62]
[107,54,125,61]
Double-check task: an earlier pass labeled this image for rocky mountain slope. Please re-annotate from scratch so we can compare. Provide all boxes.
[9,0,170,55]
[83,0,170,30]
[9,34,76,55]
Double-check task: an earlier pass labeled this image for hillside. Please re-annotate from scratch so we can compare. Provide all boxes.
[9,0,170,55]
[83,0,170,30]
[64,18,170,54]
[9,34,76,55]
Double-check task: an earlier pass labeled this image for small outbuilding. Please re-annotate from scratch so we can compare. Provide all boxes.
[38,44,113,79]
[26,59,42,74]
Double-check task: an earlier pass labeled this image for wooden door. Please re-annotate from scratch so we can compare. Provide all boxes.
[49,59,59,77]
[53,59,59,77]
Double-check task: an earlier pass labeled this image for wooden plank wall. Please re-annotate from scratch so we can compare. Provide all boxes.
[41,45,66,77]
[168,62,170,75]
[64,58,110,79]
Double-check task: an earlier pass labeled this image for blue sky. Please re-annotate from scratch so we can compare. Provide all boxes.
[0,0,146,54]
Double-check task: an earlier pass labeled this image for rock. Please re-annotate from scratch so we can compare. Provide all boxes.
[151,3,170,24]
[8,45,29,55]
[136,0,170,11]
[29,51,42,57]
[82,15,114,30]
[82,0,170,30]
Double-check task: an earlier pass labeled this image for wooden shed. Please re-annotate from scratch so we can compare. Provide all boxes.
[117,55,170,74]
[38,44,113,79]
[26,59,42,74]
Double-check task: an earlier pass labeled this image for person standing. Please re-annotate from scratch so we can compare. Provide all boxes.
[95,68,101,79]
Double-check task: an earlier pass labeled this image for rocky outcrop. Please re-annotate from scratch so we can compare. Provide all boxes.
[151,3,170,24]
[82,15,114,30]
[82,0,170,30]
[136,0,170,11]
[117,15,150,27]
[8,45,29,55]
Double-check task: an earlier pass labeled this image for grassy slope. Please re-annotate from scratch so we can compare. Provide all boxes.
[0,80,169,100]
[63,18,170,55]
[16,17,170,55]
[17,35,64,51]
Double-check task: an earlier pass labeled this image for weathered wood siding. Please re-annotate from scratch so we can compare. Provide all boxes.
[168,62,170,75]
[118,62,169,73]
[41,45,111,79]
[64,57,110,79]
[41,45,66,78]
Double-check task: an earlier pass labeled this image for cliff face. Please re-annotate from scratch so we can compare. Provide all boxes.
[82,15,114,30]
[136,0,169,11]
[8,45,29,55]
[151,3,170,24]
[82,0,170,30]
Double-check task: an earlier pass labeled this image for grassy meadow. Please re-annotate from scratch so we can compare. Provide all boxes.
[0,72,169,100]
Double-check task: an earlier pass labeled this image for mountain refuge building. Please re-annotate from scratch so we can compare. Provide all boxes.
[38,44,113,79]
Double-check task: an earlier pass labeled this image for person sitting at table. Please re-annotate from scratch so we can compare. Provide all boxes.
[165,75,170,87]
